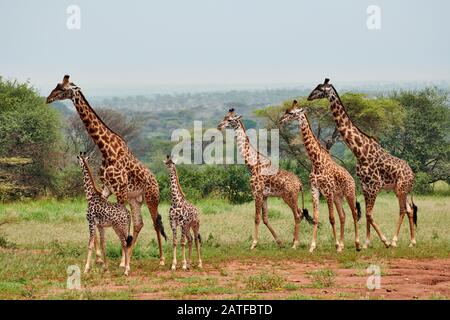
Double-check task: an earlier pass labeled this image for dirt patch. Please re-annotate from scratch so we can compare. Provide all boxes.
[57,257,450,300]
[132,258,450,300]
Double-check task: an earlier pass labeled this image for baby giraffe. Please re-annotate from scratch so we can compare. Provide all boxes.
[77,152,133,276]
[279,101,362,252]
[164,155,202,271]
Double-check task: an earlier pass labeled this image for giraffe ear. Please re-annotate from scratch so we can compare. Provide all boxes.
[324,78,330,84]
[292,100,298,106]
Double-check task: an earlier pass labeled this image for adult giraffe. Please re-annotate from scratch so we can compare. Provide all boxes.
[279,100,362,252]
[47,75,167,265]
[307,78,417,248]
[217,108,312,250]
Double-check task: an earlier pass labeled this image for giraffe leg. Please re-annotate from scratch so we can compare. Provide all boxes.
[145,190,165,266]
[391,192,407,247]
[262,197,282,247]
[187,229,193,270]
[181,230,188,271]
[282,193,301,249]
[193,222,202,268]
[364,192,390,248]
[345,193,361,251]
[251,196,262,250]
[122,199,143,267]
[94,231,103,264]
[171,219,177,270]
[309,185,320,253]
[98,227,108,272]
[84,225,96,274]
[113,224,131,276]
[334,197,346,252]
[326,197,340,252]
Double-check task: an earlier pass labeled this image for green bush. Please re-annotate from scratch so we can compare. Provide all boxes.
[49,165,85,199]
[413,172,433,194]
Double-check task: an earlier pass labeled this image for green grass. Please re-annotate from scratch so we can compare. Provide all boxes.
[307,269,336,288]
[0,193,449,299]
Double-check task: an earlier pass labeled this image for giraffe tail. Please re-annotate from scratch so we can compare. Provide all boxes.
[197,233,202,244]
[356,201,362,222]
[411,195,418,227]
[156,213,168,241]
[300,188,313,225]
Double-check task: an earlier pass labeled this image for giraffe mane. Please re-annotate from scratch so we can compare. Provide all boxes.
[173,166,186,198]
[81,157,102,195]
[237,119,272,165]
[78,91,128,145]
[303,113,330,154]
[330,85,378,143]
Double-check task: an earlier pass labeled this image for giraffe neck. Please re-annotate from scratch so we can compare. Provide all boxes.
[168,166,185,203]
[81,162,100,200]
[327,89,370,157]
[71,90,126,159]
[298,115,325,165]
[234,121,266,171]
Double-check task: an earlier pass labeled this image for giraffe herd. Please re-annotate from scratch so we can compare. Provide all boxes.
[46,75,417,276]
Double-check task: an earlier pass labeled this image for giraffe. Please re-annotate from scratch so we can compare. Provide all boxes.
[217,108,312,250]
[46,75,167,266]
[164,155,202,271]
[279,100,362,252]
[307,78,417,248]
[77,152,133,276]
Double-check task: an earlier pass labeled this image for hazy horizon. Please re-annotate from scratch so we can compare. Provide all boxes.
[2,0,450,96]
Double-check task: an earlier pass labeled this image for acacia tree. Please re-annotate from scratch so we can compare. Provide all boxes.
[382,88,450,189]
[255,93,405,173]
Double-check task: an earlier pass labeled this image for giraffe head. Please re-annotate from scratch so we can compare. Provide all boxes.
[76,151,90,167]
[217,108,243,131]
[307,78,333,101]
[46,75,79,103]
[279,100,308,125]
[163,154,175,168]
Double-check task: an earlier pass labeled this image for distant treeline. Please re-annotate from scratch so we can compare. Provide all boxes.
[0,77,449,202]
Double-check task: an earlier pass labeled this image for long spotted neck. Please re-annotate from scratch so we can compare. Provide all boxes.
[80,161,100,201]
[234,121,269,171]
[71,90,127,159]
[167,165,186,203]
[327,88,370,157]
[297,115,326,166]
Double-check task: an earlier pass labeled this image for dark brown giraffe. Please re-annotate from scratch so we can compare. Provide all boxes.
[218,108,312,250]
[47,75,167,265]
[307,78,417,248]
[279,100,362,252]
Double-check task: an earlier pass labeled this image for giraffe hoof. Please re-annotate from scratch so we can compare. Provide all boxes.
[384,241,391,248]
[391,241,397,248]
[198,263,203,269]
[355,243,362,251]
[182,265,188,271]
[119,262,126,268]
[171,265,176,271]
[408,241,416,248]
[309,245,316,253]
[250,241,258,250]
[159,260,166,266]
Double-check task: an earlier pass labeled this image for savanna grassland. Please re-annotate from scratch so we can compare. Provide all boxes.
[0,193,449,300]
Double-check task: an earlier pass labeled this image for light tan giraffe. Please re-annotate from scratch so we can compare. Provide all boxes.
[217,108,312,250]
[279,100,362,252]
[308,78,417,248]
[46,75,167,266]
[164,155,202,271]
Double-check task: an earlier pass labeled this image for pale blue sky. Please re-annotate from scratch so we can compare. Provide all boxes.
[1,0,449,95]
